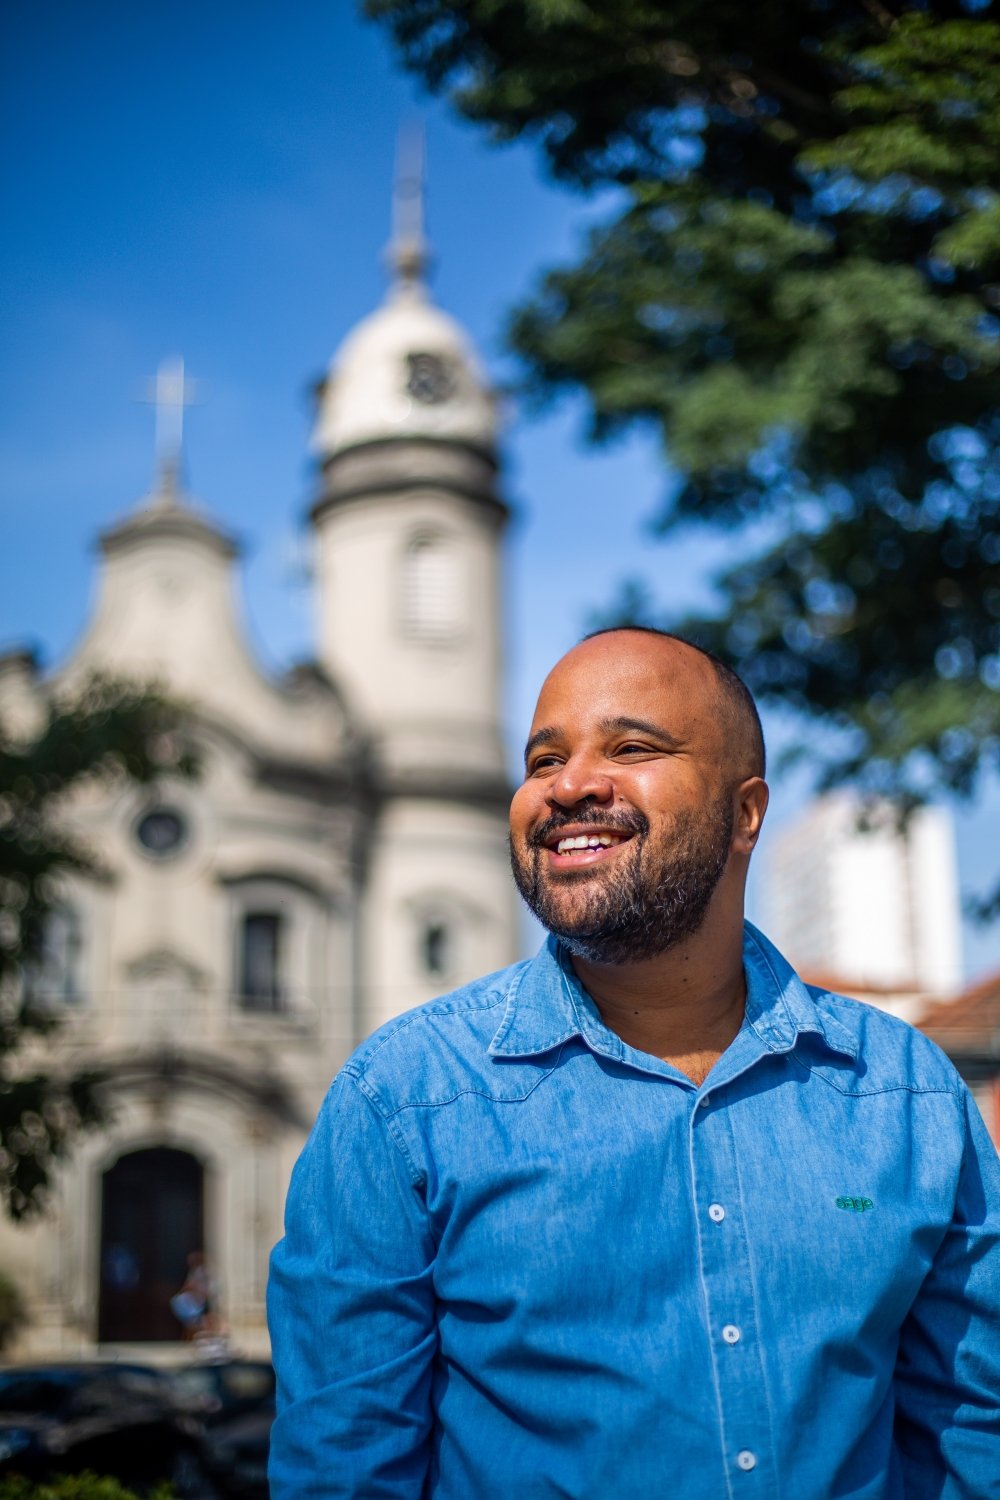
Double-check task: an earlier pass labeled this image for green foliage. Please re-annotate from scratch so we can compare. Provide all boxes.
[0,1475,174,1500]
[807,14,1000,190]
[366,0,1000,902]
[0,677,195,1220]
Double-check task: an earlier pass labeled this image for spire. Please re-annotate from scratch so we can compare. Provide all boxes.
[387,122,430,297]
[143,355,198,504]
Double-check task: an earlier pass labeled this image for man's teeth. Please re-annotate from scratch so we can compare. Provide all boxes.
[555,834,625,854]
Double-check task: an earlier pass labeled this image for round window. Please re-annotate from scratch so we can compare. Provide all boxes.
[134,807,188,858]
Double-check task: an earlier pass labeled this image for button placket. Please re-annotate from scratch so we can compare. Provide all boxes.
[689,1072,776,1494]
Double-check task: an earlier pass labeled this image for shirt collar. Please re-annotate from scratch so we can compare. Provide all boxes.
[489,922,858,1064]
[741,922,858,1060]
[488,937,597,1060]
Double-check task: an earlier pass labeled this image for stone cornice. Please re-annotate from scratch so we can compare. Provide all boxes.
[95,1045,310,1128]
[99,505,240,560]
[372,765,513,812]
[310,434,509,528]
[311,476,510,527]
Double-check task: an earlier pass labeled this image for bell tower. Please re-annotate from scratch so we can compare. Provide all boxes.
[309,144,517,1031]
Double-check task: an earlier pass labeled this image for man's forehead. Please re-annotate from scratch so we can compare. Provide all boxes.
[532,632,717,721]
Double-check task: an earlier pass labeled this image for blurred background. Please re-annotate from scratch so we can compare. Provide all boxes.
[1,0,998,1484]
[4,2,999,960]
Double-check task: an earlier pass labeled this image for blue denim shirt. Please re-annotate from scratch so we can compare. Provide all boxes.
[268,924,1000,1499]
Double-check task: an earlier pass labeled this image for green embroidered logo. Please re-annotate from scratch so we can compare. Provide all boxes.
[836,1195,874,1212]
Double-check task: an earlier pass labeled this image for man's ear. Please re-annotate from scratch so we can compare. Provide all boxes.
[732,778,768,855]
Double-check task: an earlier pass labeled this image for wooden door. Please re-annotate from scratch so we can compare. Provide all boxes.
[98,1147,204,1342]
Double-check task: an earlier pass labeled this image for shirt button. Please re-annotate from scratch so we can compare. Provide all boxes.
[708,1203,726,1223]
[737,1450,757,1472]
[698,1095,711,1107]
[722,1324,741,1344]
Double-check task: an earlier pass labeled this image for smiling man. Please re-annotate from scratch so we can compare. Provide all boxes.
[268,629,1000,1500]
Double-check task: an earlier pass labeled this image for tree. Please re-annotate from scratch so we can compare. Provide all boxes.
[366,0,1000,900]
[0,1269,28,1350]
[0,678,195,1219]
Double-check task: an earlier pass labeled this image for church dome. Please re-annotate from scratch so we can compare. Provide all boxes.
[312,264,498,460]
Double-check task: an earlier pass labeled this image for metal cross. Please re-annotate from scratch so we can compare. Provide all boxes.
[390,121,428,287]
[145,355,197,470]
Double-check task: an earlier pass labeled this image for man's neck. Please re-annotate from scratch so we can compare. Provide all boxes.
[569,921,747,1086]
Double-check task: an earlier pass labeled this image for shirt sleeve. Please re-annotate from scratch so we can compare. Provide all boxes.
[893,1087,1000,1499]
[267,1069,438,1500]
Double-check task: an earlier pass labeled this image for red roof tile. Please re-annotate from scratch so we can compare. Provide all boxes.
[918,970,1000,1053]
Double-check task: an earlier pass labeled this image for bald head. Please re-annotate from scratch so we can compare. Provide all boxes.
[580,628,766,781]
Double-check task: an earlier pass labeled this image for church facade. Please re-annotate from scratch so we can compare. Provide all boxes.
[0,229,519,1356]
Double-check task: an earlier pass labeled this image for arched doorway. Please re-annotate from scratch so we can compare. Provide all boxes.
[99,1147,204,1342]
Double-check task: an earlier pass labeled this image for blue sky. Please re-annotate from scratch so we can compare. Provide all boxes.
[2,1,997,980]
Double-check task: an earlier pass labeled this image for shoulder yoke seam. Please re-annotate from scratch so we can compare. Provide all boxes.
[379,1054,564,1119]
[788,1053,963,1099]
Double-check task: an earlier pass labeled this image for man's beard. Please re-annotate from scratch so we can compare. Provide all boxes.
[509,794,734,966]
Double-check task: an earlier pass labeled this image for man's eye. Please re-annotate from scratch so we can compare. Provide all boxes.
[529,755,563,773]
[616,742,653,756]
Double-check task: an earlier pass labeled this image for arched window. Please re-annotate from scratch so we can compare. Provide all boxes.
[408,891,491,988]
[224,871,341,1025]
[400,533,463,641]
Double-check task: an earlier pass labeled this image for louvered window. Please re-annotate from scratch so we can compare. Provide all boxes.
[401,534,462,641]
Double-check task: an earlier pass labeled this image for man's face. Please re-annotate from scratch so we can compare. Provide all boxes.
[509,634,738,965]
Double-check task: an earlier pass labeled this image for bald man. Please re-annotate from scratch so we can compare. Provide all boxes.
[268,629,1000,1500]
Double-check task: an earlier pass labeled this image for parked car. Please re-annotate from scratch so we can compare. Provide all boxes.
[167,1360,274,1500]
[0,1362,216,1497]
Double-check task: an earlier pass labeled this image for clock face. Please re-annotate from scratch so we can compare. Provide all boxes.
[134,807,188,858]
[406,351,455,405]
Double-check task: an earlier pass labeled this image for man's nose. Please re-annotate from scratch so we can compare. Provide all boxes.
[546,754,614,809]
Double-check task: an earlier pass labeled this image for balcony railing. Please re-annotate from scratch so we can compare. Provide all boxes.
[23,985,359,1050]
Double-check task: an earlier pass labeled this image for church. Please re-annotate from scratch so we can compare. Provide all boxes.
[0,202,519,1355]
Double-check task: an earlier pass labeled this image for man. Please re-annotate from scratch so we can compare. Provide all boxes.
[268,628,1000,1499]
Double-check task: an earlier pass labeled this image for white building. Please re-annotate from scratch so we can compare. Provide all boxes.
[0,211,519,1356]
[763,790,964,1014]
